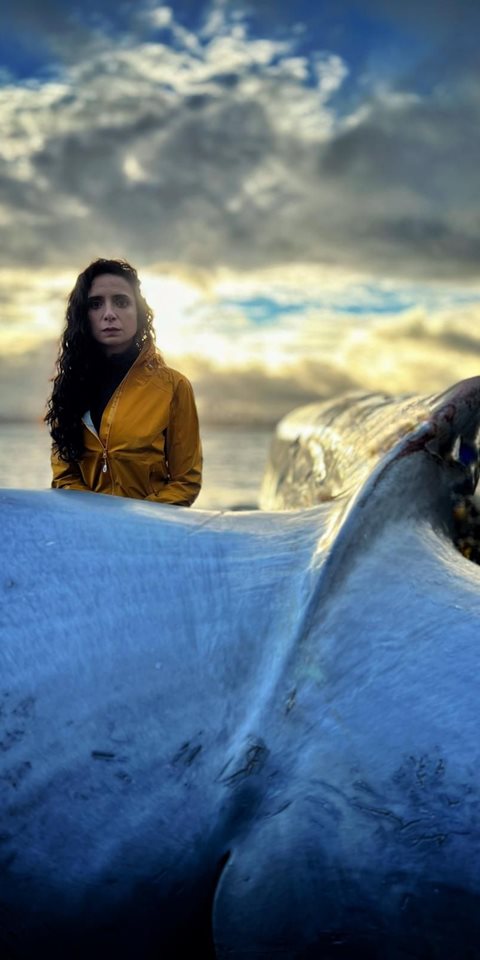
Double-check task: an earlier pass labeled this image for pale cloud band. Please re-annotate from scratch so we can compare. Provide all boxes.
[1,260,479,425]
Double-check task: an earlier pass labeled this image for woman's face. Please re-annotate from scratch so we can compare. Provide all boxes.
[87,273,138,356]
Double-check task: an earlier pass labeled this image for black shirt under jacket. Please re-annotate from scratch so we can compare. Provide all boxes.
[89,342,140,434]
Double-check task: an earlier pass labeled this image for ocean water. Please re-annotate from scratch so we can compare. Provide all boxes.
[0,422,274,511]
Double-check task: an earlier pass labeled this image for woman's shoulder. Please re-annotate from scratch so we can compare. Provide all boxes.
[140,346,194,390]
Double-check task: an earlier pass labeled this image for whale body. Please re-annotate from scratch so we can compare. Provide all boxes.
[1,378,480,958]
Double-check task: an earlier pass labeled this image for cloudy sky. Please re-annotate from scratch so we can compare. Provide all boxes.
[1,0,480,422]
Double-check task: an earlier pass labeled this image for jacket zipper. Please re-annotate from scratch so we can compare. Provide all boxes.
[100,346,150,473]
[82,415,109,473]
[84,346,152,483]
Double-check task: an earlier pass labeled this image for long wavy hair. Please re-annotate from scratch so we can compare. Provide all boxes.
[45,258,156,462]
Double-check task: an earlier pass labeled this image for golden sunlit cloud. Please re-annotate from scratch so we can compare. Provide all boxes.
[2,262,480,428]
[141,271,204,354]
[0,269,76,353]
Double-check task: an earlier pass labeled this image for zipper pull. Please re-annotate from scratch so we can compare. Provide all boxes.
[102,451,108,474]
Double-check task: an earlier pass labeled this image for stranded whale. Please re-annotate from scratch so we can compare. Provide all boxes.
[1,377,480,958]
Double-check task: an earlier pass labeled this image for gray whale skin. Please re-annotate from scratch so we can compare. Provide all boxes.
[1,377,480,959]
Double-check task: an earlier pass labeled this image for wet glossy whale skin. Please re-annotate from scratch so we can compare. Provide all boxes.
[1,377,480,958]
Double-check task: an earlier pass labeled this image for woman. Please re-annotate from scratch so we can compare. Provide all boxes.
[45,258,202,506]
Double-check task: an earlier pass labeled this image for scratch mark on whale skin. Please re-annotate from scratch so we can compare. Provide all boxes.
[172,741,204,767]
[217,741,269,786]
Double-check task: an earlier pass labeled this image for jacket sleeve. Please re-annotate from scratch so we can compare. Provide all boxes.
[51,446,91,492]
[145,376,203,507]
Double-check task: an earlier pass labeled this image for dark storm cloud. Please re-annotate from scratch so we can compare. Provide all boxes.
[317,92,480,278]
[1,66,283,268]
[186,356,359,425]
[374,311,480,357]
[1,2,479,281]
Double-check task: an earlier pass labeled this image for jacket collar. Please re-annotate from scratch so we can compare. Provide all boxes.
[136,340,163,369]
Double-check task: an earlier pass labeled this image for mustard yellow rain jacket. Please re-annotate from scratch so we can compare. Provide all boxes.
[51,344,202,506]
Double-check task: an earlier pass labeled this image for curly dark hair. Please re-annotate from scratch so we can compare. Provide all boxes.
[45,258,156,462]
